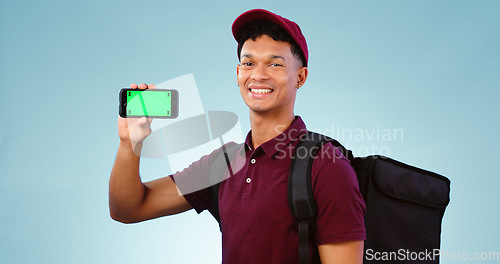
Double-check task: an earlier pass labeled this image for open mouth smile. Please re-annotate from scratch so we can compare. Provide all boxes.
[249,88,274,94]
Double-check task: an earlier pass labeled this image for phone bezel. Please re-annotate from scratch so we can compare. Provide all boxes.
[119,88,179,119]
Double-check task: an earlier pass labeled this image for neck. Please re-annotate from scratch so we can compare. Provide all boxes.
[249,111,295,149]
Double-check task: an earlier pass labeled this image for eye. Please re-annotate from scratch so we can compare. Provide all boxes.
[270,63,283,67]
[241,62,253,67]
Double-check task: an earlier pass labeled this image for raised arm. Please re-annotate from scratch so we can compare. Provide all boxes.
[318,240,364,264]
[109,83,192,224]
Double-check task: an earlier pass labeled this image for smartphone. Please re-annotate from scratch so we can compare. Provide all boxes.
[119,88,179,118]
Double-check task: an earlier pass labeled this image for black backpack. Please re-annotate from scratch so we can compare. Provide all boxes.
[209,131,451,264]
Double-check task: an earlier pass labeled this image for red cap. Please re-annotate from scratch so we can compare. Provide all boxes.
[232,9,308,67]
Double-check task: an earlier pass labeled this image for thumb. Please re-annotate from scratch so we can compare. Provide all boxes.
[137,117,151,127]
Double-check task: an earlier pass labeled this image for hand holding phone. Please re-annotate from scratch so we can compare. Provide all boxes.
[117,83,172,153]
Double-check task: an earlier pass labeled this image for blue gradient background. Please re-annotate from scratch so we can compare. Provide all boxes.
[1,0,499,263]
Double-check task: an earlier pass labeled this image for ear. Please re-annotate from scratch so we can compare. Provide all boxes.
[296,66,308,88]
[236,64,241,85]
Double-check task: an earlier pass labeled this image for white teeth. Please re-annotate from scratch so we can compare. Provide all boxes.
[250,88,273,94]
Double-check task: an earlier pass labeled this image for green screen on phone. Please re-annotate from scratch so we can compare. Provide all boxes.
[126,90,172,117]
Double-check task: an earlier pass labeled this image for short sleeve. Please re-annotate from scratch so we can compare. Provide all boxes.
[311,143,366,245]
[170,142,238,214]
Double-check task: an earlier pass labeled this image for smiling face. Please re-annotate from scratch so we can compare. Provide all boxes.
[237,34,307,117]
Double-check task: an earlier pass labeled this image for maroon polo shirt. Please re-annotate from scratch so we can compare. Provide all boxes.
[171,116,366,263]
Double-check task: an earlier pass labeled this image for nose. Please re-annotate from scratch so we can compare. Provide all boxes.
[251,64,270,81]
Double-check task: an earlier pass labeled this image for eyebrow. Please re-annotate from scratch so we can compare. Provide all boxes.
[270,55,286,60]
[241,54,286,61]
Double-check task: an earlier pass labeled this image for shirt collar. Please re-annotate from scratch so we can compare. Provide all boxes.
[244,116,307,157]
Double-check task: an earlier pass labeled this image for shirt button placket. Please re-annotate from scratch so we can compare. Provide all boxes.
[247,158,256,184]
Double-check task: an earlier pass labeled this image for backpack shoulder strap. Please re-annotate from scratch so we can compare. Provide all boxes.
[288,131,351,264]
[209,143,243,230]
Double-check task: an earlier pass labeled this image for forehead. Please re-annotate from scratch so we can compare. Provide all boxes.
[240,35,293,58]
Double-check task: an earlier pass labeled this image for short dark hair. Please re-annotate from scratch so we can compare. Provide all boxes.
[237,20,306,67]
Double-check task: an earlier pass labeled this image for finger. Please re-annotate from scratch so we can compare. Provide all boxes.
[137,117,149,126]
[149,83,156,89]
[130,83,138,89]
[138,83,148,90]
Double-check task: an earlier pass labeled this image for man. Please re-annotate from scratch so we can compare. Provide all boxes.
[109,9,366,264]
